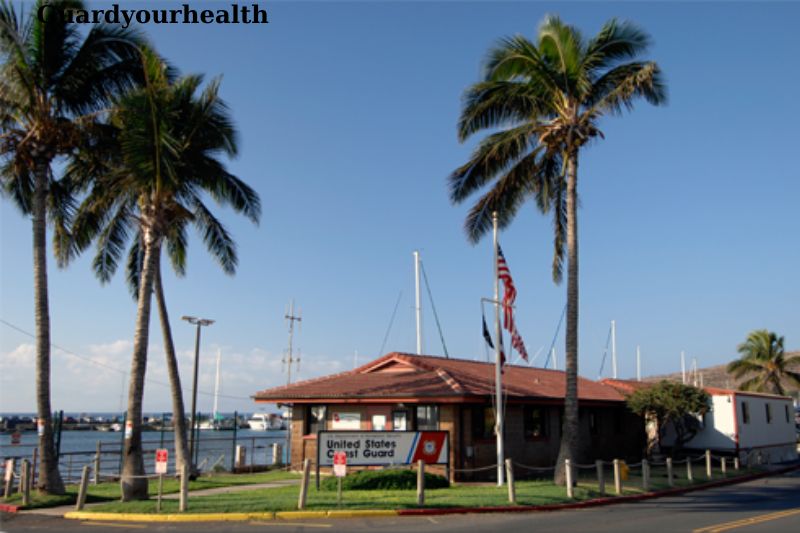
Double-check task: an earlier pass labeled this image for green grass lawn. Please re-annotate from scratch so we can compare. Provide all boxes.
[82,465,763,515]
[3,469,300,509]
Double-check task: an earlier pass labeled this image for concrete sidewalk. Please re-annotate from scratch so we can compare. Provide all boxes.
[21,478,299,516]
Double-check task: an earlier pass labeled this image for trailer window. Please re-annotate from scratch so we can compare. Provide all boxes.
[765,403,772,424]
[741,401,750,424]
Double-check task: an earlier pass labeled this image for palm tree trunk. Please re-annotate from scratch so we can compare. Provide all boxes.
[153,265,190,476]
[554,151,579,485]
[121,227,160,501]
[32,159,65,495]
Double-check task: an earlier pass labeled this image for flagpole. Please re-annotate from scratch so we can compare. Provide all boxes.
[492,212,505,486]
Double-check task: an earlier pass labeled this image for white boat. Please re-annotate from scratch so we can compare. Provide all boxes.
[247,413,283,431]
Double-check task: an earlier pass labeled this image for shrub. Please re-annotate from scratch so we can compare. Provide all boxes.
[320,469,449,491]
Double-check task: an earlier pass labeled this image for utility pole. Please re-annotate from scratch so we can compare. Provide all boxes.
[414,250,422,355]
[283,300,302,386]
[611,320,617,379]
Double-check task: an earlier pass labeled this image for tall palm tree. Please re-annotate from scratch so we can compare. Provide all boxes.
[66,50,260,500]
[448,16,666,484]
[0,0,143,494]
[728,330,800,396]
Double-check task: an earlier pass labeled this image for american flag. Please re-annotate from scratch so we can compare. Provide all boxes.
[497,245,528,361]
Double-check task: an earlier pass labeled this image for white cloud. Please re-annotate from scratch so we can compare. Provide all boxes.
[1,343,35,367]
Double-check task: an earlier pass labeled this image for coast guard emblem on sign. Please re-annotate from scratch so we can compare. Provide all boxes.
[424,440,436,455]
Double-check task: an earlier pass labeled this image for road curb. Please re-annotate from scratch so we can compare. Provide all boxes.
[53,463,800,523]
[0,503,20,513]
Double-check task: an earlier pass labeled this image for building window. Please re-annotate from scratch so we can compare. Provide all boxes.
[392,410,408,431]
[472,406,495,440]
[416,405,439,430]
[305,405,326,435]
[371,414,387,431]
[785,405,791,424]
[765,403,772,424]
[741,401,750,424]
[523,406,548,439]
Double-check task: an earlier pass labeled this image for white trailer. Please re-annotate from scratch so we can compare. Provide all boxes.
[663,388,797,464]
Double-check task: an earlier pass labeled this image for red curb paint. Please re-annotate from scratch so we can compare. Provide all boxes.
[396,464,800,517]
[0,503,20,513]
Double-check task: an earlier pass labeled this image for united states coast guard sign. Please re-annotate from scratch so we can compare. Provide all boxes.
[317,431,449,466]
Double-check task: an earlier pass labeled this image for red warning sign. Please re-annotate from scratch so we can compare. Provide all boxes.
[333,451,347,477]
[155,448,168,474]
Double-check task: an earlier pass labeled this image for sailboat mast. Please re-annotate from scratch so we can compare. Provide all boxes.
[414,250,422,355]
[611,320,617,379]
[492,212,505,486]
[636,345,641,382]
[213,348,221,418]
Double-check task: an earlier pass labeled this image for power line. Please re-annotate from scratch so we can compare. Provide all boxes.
[0,317,252,401]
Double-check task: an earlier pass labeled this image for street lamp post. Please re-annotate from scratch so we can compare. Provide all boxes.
[182,315,214,472]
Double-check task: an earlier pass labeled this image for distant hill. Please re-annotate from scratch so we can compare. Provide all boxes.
[643,351,800,395]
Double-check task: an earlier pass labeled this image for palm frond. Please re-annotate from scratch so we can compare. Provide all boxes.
[582,18,652,75]
[587,61,667,116]
[458,80,552,142]
[192,199,237,275]
[449,124,539,203]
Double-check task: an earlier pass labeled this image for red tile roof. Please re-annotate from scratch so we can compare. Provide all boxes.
[253,352,624,404]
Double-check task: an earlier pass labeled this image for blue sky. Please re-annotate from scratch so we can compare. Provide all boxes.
[1,1,798,412]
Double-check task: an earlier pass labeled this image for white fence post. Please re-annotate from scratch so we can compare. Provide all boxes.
[179,463,189,512]
[75,466,90,511]
[613,459,622,495]
[565,459,574,499]
[417,460,425,506]
[20,460,30,507]
[297,458,311,510]
[596,460,605,495]
[687,457,693,482]
[666,458,674,487]
[642,459,650,492]
[272,443,283,466]
[705,450,712,479]
[734,457,740,471]
[505,458,516,503]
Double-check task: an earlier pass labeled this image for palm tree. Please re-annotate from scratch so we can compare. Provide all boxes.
[728,330,800,396]
[0,0,143,494]
[448,16,666,484]
[66,50,260,500]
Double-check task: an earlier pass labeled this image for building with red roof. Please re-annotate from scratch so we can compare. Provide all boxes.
[253,352,645,480]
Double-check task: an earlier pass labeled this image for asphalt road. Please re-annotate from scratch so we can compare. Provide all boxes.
[2,469,799,533]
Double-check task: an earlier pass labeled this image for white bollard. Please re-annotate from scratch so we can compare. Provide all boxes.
[74,466,91,511]
[297,459,311,510]
[687,457,693,482]
[705,450,712,479]
[596,460,605,495]
[235,445,247,469]
[272,443,283,466]
[721,457,727,477]
[565,459,574,499]
[613,459,622,495]
[642,459,650,492]
[417,460,425,506]
[179,463,189,512]
[505,458,516,504]
[734,457,740,471]
[666,458,674,487]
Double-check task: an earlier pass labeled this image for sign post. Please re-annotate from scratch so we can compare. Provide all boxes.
[155,449,168,512]
[333,451,346,507]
